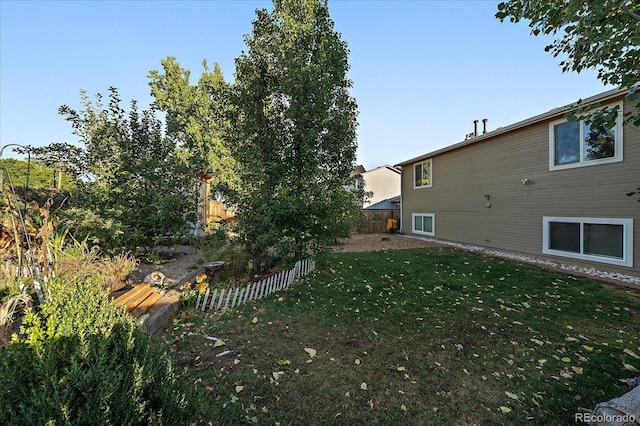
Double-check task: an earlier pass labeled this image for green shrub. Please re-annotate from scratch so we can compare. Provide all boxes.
[0,277,199,425]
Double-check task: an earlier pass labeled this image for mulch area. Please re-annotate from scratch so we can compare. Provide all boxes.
[333,233,443,252]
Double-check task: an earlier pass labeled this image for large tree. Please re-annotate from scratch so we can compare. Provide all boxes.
[58,88,199,251]
[148,57,238,193]
[232,0,360,259]
[496,0,640,126]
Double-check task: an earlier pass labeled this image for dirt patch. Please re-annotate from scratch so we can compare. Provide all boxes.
[333,233,442,253]
[130,246,207,288]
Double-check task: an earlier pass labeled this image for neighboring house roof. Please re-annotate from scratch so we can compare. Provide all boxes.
[352,164,366,175]
[396,87,628,167]
[364,195,401,210]
[364,165,401,175]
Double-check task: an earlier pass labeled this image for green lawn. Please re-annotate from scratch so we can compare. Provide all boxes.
[163,247,640,425]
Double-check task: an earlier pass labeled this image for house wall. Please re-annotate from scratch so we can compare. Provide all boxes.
[401,96,640,277]
[362,166,401,208]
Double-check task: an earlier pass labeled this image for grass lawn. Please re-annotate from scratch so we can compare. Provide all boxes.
[163,247,640,425]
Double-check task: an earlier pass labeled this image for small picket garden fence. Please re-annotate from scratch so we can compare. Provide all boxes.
[194,258,316,311]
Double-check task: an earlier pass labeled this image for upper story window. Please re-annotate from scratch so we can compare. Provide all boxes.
[414,159,432,188]
[549,102,623,171]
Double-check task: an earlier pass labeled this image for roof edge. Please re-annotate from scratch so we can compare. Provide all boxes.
[395,87,628,167]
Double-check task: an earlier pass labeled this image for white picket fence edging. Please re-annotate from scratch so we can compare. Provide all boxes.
[194,258,316,312]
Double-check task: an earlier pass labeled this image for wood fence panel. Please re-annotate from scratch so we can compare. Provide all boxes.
[209,289,218,310]
[355,210,400,234]
[216,289,225,310]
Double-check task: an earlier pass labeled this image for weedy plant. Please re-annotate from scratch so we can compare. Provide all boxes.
[0,291,32,348]
[0,275,203,425]
[0,292,31,328]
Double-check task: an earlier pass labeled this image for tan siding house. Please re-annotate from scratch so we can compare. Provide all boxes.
[361,165,401,208]
[397,88,640,278]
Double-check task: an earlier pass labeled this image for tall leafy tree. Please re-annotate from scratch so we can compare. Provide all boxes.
[148,57,238,193]
[496,0,640,126]
[232,0,360,259]
[58,88,199,251]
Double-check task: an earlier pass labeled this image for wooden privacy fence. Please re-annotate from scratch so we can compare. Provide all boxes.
[195,258,316,312]
[355,209,399,234]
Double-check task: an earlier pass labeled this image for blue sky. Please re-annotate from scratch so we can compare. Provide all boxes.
[1,0,612,170]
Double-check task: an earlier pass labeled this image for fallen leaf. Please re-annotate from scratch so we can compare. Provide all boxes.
[571,366,584,374]
[252,317,258,324]
[505,391,519,400]
[560,369,573,379]
[272,371,281,380]
[565,337,579,342]
[277,359,291,366]
[401,404,407,412]
[499,406,512,414]
[397,366,406,371]
[561,357,571,363]
[624,348,640,359]
[532,398,541,408]
[214,339,226,348]
[623,363,639,373]
[355,358,361,365]
[531,338,544,346]
[582,345,594,352]
[360,382,368,390]
[304,347,317,358]
[235,385,244,393]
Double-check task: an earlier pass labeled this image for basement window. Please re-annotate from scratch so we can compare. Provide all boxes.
[412,213,435,236]
[542,217,633,267]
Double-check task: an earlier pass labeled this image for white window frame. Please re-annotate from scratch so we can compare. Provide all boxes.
[412,213,435,236]
[542,216,633,267]
[548,101,623,171]
[413,159,432,189]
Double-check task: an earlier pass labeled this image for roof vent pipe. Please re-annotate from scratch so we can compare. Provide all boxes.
[473,120,479,137]
[482,118,487,134]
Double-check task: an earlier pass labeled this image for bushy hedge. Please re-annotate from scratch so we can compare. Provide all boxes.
[0,277,200,425]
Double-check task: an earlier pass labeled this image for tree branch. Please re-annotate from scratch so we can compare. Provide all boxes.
[619,1,640,22]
